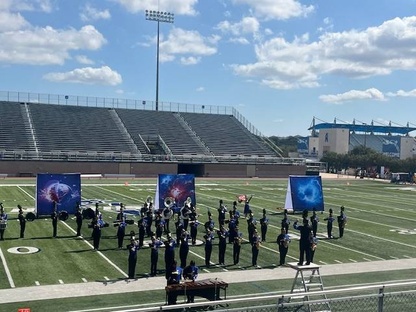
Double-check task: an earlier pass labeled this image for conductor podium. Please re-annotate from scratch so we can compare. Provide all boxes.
[165,278,228,304]
[287,262,331,312]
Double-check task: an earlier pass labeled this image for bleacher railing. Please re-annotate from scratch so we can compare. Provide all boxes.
[0,90,264,137]
[92,280,416,311]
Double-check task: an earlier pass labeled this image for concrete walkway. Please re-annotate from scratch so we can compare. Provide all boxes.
[1,258,416,304]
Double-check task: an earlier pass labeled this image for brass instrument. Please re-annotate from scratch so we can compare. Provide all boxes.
[164,197,175,208]
[146,196,153,208]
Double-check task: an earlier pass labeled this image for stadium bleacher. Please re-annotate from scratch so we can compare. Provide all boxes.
[0,102,35,151]
[0,101,280,162]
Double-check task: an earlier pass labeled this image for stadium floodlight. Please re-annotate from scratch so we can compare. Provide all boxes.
[145,10,174,111]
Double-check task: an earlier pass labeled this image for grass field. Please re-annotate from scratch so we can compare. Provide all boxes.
[0,176,416,311]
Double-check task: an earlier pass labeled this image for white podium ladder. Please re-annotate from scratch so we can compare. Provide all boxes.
[287,262,331,312]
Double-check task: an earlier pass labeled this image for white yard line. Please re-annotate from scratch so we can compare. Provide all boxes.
[0,247,15,288]
[61,221,128,278]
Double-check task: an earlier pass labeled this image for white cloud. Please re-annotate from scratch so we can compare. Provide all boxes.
[216,16,260,36]
[115,0,198,15]
[232,0,314,21]
[386,89,416,97]
[229,37,250,45]
[180,56,201,65]
[232,16,416,90]
[319,88,386,104]
[80,4,111,22]
[43,66,122,86]
[196,86,205,92]
[0,11,28,31]
[75,55,95,65]
[158,28,219,64]
[0,25,107,65]
[1,0,53,13]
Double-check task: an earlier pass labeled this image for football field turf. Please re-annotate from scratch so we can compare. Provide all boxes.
[0,176,415,310]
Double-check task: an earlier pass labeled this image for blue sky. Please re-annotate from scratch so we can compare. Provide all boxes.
[2,0,416,137]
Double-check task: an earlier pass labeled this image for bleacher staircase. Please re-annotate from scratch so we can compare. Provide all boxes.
[173,113,213,156]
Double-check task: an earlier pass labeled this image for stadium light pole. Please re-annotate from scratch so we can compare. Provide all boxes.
[145,10,174,111]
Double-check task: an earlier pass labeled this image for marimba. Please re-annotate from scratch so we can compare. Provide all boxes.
[165,278,228,304]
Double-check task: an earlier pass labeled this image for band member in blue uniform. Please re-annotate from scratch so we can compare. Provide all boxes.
[180,202,191,231]
[75,203,83,237]
[91,217,102,250]
[324,208,335,239]
[51,201,58,238]
[233,228,242,265]
[127,237,140,279]
[251,229,261,268]
[149,235,163,276]
[218,200,227,227]
[137,215,147,247]
[167,260,182,305]
[179,229,190,268]
[203,229,214,267]
[162,204,173,234]
[259,209,269,242]
[0,203,8,240]
[337,206,347,238]
[310,208,319,237]
[189,209,199,245]
[154,212,164,239]
[247,212,256,245]
[204,212,215,232]
[116,213,127,249]
[281,209,290,234]
[217,225,228,265]
[277,227,290,266]
[243,195,253,218]
[17,204,26,239]
[294,218,312,265]
[145,209,153,237]
[183,260,199,303]
[164,234,176,280]
[175,219,184,246]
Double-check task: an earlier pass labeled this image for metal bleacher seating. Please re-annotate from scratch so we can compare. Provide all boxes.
[115,109,208,156]
[28,104,135,154]
[0,101,34,151]
[180,112,276,157]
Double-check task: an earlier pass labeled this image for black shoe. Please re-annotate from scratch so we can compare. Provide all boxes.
[297,262,302,266]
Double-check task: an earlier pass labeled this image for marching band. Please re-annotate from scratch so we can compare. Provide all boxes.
[0,195,348,287]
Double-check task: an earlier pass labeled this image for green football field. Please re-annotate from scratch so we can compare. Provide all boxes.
[1,176,416,312]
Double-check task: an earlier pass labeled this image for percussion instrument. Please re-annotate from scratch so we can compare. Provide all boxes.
[165,278,228,303]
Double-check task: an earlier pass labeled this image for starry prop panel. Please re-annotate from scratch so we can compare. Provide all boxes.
[36,173,81,216]
[156,174,196,210]
[284,175,324,212]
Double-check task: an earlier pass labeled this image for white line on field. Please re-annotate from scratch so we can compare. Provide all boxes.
[59,279,64,284]
[322,240,385,260]
[82,278,88,283]
[0,247,15,288]
[16,185,34,199]
[35,281,40,286]
[104,276,110,281]
[61,221,129,278]
[363,258,372,261]
[334,260,343,264]
[349,259,358,263]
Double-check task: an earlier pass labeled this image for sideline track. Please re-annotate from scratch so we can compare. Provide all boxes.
[1,257,416,304]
